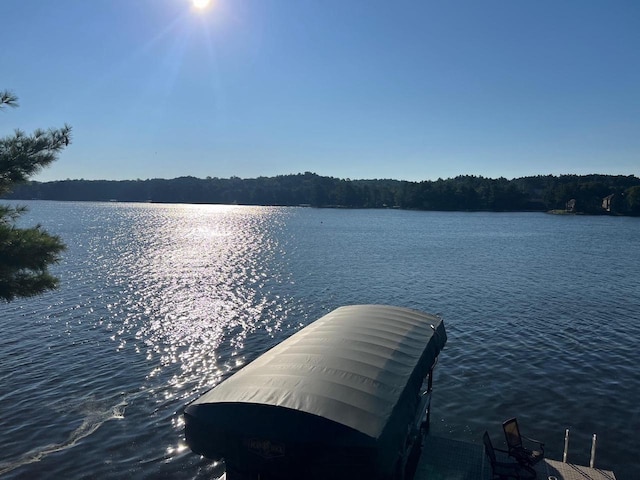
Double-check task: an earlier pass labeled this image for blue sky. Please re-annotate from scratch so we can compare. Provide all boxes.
[2,0,639,182]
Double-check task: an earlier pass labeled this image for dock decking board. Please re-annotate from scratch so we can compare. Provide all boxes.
[415,435,616,480]
[537,459,617,480]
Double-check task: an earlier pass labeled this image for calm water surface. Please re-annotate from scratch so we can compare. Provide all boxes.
[1,202,638,479]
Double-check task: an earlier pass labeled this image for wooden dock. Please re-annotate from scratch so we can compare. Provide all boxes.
[415,435,616,480]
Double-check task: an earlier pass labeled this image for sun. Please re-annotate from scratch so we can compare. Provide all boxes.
[192,0,211,9]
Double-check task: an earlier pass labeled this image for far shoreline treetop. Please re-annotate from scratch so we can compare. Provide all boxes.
[4,172,640,216]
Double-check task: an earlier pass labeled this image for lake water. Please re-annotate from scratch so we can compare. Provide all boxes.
[1,201,638,479]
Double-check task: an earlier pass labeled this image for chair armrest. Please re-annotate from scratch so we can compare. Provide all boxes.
[521,435,545,450]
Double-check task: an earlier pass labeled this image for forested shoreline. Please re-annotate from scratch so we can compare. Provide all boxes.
[4,172,640,215]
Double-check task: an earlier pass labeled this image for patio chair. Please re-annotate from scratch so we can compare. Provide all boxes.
[502,418,545,467]
[483,431,536,479]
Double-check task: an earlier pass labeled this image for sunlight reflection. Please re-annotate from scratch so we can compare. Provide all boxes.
[66,204,301,476]
[77,205,299,472]
[97,205,295,415]
[165,442,188,455]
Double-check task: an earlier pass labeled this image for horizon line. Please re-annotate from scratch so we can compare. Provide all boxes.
[31,171,640,184]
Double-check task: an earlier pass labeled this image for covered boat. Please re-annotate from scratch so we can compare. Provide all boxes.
[184,305,447,480]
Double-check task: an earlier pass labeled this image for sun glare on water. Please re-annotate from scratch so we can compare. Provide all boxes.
[192,0,211,10]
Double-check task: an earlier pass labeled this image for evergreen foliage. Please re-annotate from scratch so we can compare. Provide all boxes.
[0,90,70,302]
[5,172,640,216]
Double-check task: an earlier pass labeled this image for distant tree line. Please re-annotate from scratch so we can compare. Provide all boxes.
[4,172,640,216]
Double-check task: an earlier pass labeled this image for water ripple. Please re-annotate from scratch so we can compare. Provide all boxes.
[0,397,127,476]
[1,204,638,479]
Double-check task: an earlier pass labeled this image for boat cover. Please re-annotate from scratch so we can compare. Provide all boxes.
[184,304,447,479]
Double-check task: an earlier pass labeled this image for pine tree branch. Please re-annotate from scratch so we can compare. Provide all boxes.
[1,89,70,301]
[0,90,19,109]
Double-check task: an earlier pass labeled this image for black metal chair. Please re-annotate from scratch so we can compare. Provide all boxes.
[502,418,545,467]
[483,431,536,479]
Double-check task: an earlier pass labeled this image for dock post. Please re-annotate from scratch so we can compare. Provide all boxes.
[562,429,569,463]
[590,434,597,468]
